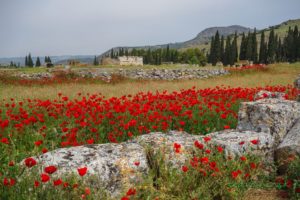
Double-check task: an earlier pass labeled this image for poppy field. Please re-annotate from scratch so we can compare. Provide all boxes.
[0,64,300,199]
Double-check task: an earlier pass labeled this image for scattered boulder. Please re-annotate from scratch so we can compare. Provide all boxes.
[275,118,300,174]
[29,142,148,197]
[208,130,274,162]
[294,76,300,101]
[237,98,300,145]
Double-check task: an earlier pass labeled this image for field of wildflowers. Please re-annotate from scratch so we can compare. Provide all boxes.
[0,65,300,199]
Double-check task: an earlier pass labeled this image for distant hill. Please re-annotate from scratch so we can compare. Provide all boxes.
[99,18,300,59]
[98,25,251,58]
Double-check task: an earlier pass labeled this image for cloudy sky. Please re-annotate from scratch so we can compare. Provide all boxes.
[0,0,299,57]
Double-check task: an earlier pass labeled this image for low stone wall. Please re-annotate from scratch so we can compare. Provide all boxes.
[15,68,229,81]
[22,90,300,197]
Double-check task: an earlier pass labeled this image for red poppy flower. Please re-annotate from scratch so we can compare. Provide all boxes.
[250,139,259,145]
[194,140,204,149]
[250,162,256,169]
[44,166,57,174]
[126,188,136,196]
[134,161,140,166]
[240,156,247,161]
[34,180,40,187]
[77,167,88,176]
[203,137,211,143]
[53,179,62,186]
[216,146,223,153]
[34,140,43,146]
[40,173,50,183]
[1,137,9,145]
[181,166,189,172]
[24,157,37,168]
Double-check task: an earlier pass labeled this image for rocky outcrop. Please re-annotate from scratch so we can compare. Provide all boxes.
[23,90,300,197]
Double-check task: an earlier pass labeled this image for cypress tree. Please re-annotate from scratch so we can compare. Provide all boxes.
[259,31,267,63]
[251,29,258,63]
[93,56,99,65]
[224,36,231,66]
[208,36,215,64]
[267,28,276,63]
[214,31,221,64]
[35,57,41,67]
[25,56,28,67]
[293,26,299,62]
[239,33,247,60]
[28,53,33,67]
[245,31,252,61]
[110,49,114,58]
[230,33,238,65]
[220,36,225,63]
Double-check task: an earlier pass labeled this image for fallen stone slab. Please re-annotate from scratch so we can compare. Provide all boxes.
[237,98,300,145]
[25,142,148,197]
[208,130,275,162]
[275,118,300,174]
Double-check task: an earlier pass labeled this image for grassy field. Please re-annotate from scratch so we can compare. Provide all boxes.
[1,62,299,100]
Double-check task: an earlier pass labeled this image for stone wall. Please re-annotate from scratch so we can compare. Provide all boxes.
[15,68,229,81]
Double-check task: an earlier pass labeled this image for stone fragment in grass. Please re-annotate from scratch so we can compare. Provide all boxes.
[208,130,275,163]
[275,118,300,174]
[237,98,300,145]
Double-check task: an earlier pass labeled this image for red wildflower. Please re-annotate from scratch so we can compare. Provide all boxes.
[8,161,14,166]
[24,157,37,168]
[216,146,223,153]
[1,137,9,145]
[34,180,40,187]
[205,149,211,154]
[250,139,259,145]
[34,140,43,146]
[194,140,204,149]
[44,166,57,174]
[203,136,211,143]
[85,187,91,195]
[40,173,50,183]
[42,148,48,154]
[53,179,63,186]
[134,161,140,166]
[239,141,245,146]
[250,162,256,169]
[231,171,240,179]
[240,156,247,161]
[126,188,136,196]
[181,165,189,172]
[121,197,130,200]
[224,125,230,129]
[77,167,88,176]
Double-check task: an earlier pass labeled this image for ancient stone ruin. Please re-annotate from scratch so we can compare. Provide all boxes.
[23,81,300,198]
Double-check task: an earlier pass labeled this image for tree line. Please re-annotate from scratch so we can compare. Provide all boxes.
[208,25,300,66]
[24,54,52,67]
[108,45,207,66]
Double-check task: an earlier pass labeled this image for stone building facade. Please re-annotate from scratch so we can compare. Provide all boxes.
[118,56,143,66]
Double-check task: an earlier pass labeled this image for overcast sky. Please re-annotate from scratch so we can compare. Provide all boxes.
[0,0,299,57]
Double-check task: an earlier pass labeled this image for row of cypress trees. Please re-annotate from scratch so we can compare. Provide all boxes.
[208,26,300,66]
[24,54,52,67]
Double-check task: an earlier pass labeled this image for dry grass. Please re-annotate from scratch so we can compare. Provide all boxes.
[1,63,299,100]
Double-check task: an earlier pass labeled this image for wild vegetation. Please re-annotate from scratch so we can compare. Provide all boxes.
[0,63,300,199]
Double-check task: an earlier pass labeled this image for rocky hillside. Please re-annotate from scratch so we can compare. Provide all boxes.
[99,18,300,58]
